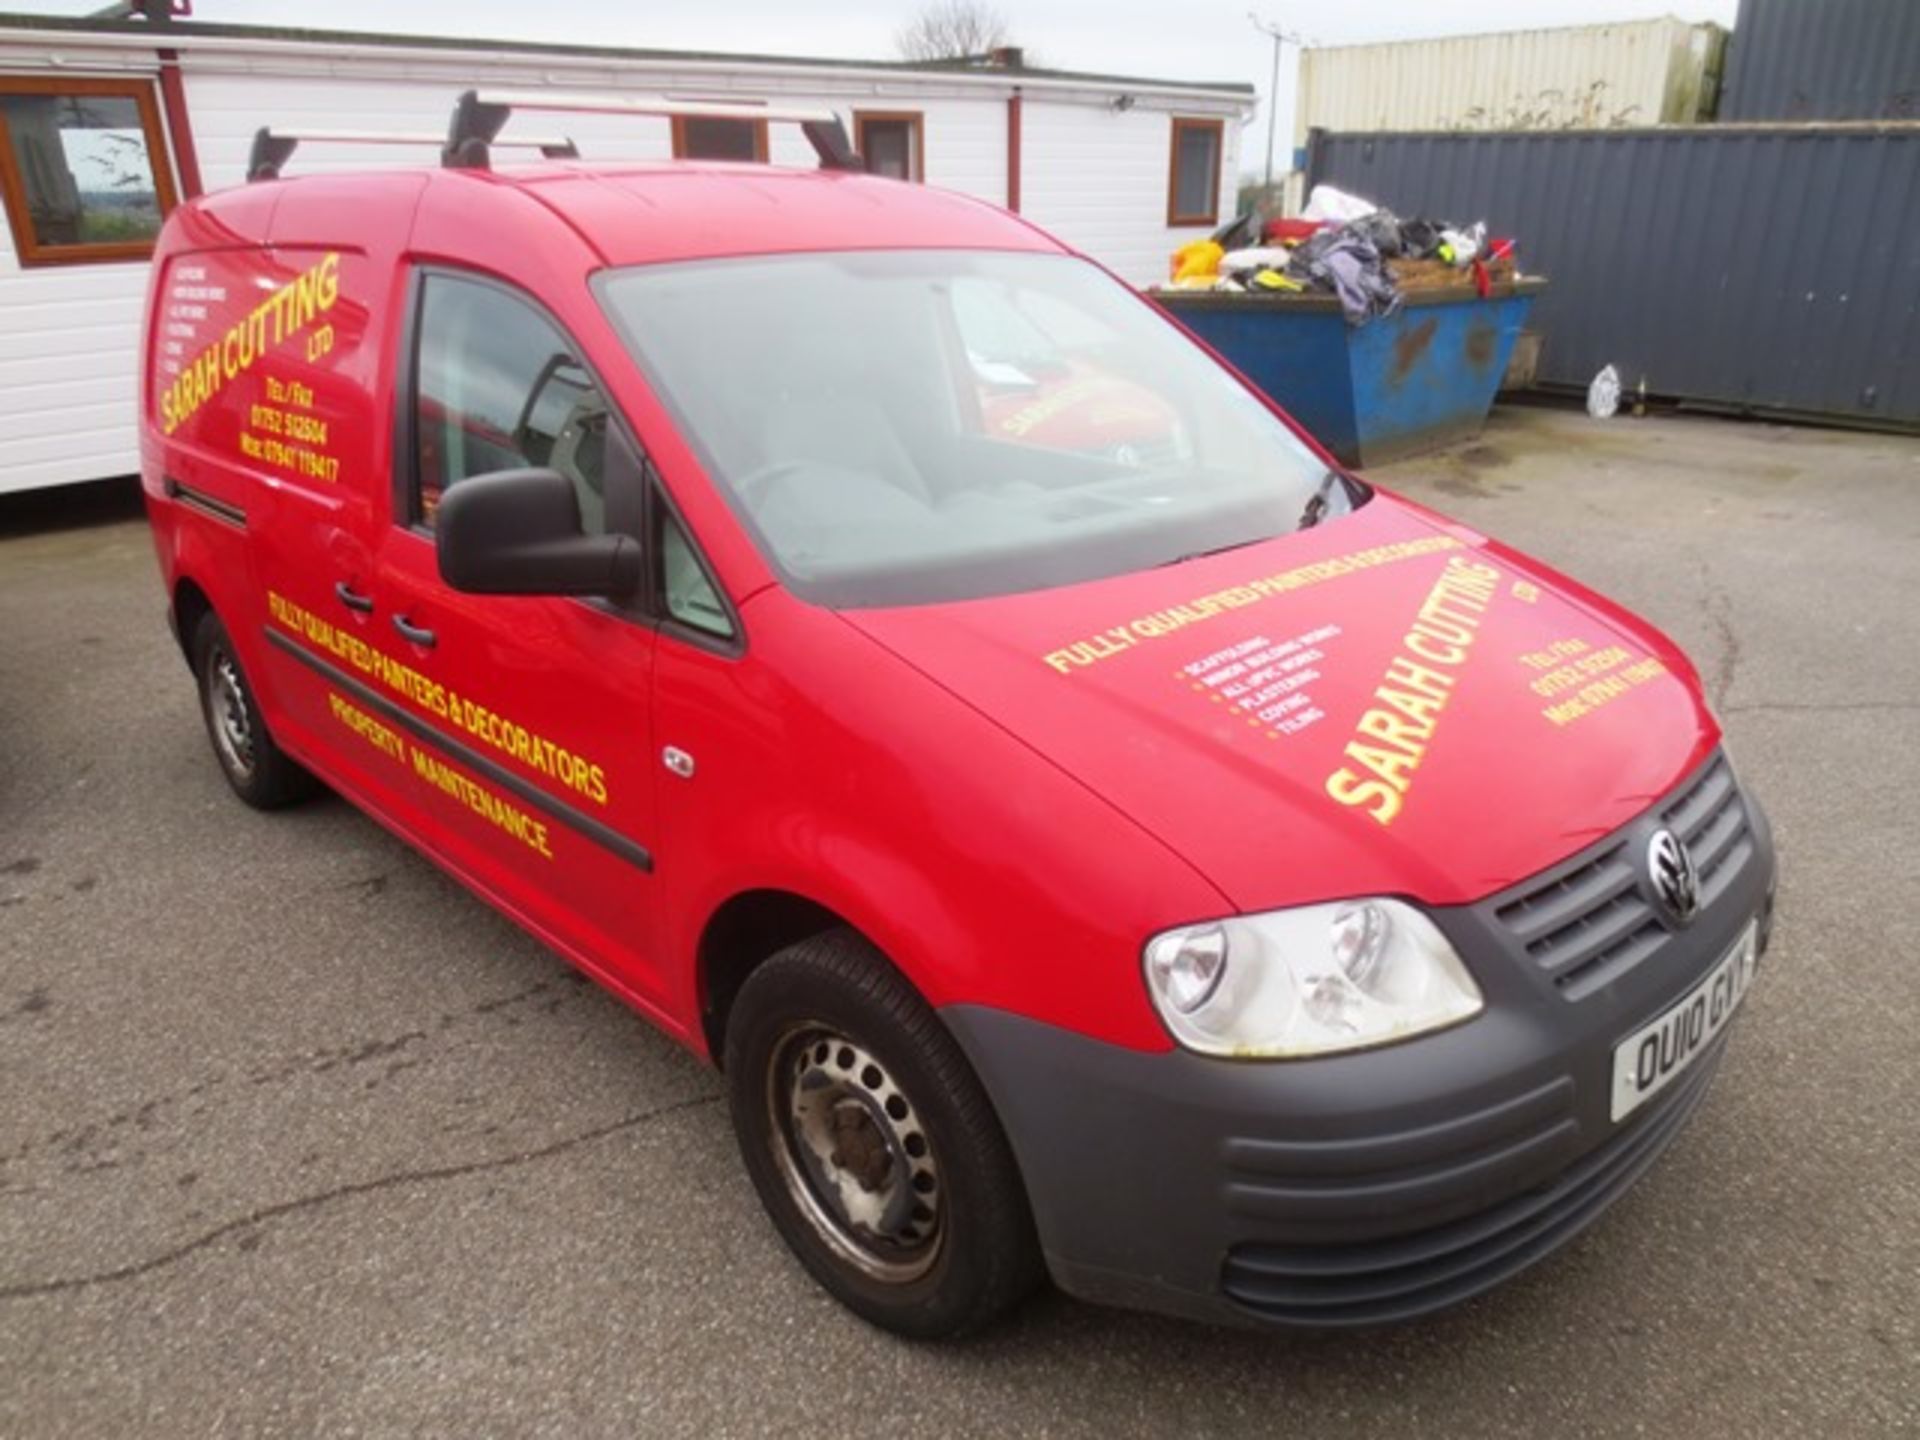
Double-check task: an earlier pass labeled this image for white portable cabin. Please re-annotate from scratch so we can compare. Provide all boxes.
[0,13,1251,494]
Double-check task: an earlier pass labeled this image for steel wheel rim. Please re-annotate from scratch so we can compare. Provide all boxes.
[765,1023,943,1284]
[205,645,256,779]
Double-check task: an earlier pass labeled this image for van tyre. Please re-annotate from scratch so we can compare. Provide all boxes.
[192,611,317,810]
[725,929,1043,1339]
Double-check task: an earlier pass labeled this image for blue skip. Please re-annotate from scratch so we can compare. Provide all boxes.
[1158,280,1543,468]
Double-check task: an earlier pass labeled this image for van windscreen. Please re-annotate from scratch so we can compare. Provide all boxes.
[596,250,1351,607]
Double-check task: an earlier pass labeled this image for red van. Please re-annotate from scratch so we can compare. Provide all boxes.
[142,95,1775,1337]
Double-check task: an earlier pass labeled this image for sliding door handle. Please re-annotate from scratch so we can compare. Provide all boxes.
[334,580,374,613]
[391,614,436,648]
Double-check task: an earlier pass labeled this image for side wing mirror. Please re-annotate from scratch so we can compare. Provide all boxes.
[435,468,642,598]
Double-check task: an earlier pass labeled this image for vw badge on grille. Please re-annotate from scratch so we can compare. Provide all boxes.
[1646,829,1700,925]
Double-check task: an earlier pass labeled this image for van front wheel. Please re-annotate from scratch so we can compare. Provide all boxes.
[192,612,317,810]
[724,929,1042,1339]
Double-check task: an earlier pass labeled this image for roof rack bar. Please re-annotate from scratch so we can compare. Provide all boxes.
[249,125,576,181]
[472,89,839,124]
[260,128,577,150]
[443,88,863,172]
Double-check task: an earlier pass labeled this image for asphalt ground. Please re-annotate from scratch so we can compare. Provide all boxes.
[1,406,1915,1436]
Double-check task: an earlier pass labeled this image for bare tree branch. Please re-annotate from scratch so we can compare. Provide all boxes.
[895,0,1011,62]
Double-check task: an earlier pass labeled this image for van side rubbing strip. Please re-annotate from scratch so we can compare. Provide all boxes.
[262,627,655,873]
[164,477,246,529]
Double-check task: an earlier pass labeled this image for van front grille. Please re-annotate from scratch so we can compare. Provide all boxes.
[1492,754,1751,1001]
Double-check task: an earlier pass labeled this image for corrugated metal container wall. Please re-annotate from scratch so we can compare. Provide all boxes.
[1295,19,1723,147]
[1719,0,1920,120]
[1307,126,1920,426]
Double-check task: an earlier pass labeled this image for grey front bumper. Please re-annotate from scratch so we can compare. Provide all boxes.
[943,754,1776,1328]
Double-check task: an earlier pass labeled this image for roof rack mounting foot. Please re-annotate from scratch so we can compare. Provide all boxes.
[247,127,300,183]
[445,89,513,170]
[803,117,862,171]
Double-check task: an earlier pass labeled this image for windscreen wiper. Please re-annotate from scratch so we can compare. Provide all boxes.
[1158,537,1260,568]
[1297,471,1347,531]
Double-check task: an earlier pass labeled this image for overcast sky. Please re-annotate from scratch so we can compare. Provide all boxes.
[16,0,1741,166]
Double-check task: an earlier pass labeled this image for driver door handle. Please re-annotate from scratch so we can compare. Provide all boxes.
[391,614,436,648]
[334,580,374,613]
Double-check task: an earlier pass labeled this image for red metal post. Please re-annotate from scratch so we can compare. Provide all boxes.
[1005,89,1022,213]
[156,48,203,198]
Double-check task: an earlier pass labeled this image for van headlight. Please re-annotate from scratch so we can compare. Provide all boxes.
[1142,899,1483,1058]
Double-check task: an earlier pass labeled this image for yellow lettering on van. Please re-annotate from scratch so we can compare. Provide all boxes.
[1326,768,1403,825]
[1356,707,1432,753]
[1343,742,1418,791]
[1037,537,1464,672]
[1404,631,1465,665]
[158,251,343,435]
[1321,555,1501,826]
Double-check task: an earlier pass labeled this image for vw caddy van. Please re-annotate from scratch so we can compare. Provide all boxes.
[142,94,1776,1337]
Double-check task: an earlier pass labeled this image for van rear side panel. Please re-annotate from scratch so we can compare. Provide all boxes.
[143,175,440,840]
[145,208,390,727]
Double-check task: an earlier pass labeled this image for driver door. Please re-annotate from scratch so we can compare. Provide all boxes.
[369,268,666,1013]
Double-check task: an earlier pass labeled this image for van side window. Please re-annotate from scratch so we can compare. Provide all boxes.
[659,505,734,639]
[412,275,610,533]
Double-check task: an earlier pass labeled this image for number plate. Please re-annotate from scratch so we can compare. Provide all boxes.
[1610,920,1758,1123]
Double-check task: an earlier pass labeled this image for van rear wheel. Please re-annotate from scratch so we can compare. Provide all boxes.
[192,611,317,810]
[724,929,1042,1339]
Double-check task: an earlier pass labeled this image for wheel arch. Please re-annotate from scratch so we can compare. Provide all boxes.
[165,533,285,720]
[696,888,854,1064]
[172,574,215,667]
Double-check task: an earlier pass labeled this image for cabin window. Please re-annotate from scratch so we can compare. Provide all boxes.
[671,115,769,163]
[658,504,734,639]
[0,76,177,266]
[412,274,612,535]
[854,112,924,182]
[1166,117,1223,228]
